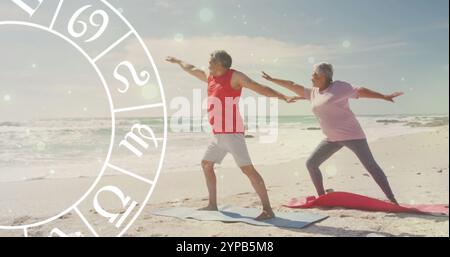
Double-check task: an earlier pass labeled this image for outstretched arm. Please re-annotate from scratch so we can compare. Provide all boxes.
[234,71,297,103]
[166,56,208,82]
[357,87,404,103]
[261,72,307,98]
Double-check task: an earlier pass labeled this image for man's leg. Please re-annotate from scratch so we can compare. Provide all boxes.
[200,137,227,211]
[226,134,274,220]
[306,140,343,196]
[240,165,274,220]
[200,160,219,210]
[342,139,398,204]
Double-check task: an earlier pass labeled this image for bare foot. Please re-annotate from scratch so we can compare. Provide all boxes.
[255,210,275,221]
[198,205,218,211]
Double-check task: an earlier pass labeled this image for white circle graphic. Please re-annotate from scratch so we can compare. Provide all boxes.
[0,0,168,237]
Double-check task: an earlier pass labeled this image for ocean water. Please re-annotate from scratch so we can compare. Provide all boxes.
[0,115,446,182]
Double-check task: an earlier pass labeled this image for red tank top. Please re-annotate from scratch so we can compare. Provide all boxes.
[207,69,244,134]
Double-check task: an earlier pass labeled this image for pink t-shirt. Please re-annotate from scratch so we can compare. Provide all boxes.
[304,81,366,142]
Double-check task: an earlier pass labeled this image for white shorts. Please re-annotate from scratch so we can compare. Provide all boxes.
[202,134,253,168]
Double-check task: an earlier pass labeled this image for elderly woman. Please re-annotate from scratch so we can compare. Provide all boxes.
[262,63,403,204]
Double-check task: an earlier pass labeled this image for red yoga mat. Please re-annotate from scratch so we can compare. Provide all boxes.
[285,192,449,216]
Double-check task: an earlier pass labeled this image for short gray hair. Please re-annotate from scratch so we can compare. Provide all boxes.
[210,50,232,69]
[314,63,334,82]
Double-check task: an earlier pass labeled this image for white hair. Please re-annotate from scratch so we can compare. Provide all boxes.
[210,50,233,69]
[314,63,334,82]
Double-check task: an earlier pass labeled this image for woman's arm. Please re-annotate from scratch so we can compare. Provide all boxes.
[357,87,404,102]
[261,72,307,98]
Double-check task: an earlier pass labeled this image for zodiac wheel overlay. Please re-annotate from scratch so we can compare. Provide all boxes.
[0,0,167,237]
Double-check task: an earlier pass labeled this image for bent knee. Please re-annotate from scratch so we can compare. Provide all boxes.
[306,158,319,170]
[201,160,214,170]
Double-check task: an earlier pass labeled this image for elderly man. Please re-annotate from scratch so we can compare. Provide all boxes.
[262,63,403,204]
[166,50,296,220]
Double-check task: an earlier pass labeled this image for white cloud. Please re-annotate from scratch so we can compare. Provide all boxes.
[353,41,408,53]
[115,35,408,76]
[123,35,332,70]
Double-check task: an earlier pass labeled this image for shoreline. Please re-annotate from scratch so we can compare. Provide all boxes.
[1,119,446,183]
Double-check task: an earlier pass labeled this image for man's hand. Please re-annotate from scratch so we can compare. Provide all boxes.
[166,56,180,64]
[165,56,207,82]
[284,96,305,103]
[383,92,404,103]
[235,71,289,101]
[261,71,274,81]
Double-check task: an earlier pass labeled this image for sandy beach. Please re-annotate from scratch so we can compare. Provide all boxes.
[139,126,450,237]
[0,124,448,237]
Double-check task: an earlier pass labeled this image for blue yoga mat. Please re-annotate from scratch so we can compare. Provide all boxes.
[151,205,328,229]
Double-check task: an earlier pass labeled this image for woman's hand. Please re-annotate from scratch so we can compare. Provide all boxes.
[383,92,404,103]
[358,87,404,103]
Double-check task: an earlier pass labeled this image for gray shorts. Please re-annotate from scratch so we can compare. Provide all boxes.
[202,134,253,167]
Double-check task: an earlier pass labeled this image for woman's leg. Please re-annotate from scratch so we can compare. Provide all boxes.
[306,141,343,196]
[342,139,398,204]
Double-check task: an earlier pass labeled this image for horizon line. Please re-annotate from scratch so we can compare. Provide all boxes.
[1,113,449,122]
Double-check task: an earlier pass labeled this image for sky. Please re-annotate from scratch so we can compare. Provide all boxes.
[0,0,448,120]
